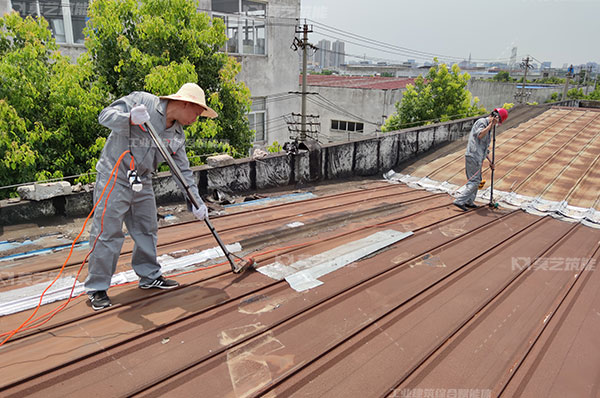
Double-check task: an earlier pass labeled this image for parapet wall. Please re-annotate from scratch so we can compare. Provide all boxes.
[1,103,577,225]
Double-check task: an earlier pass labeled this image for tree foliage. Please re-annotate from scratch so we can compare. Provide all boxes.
[0,0,255,197]
[588,87,600,100]
[267,140,282,153]
[86,0,253,159]
[0,13,109,196]
[567,87,586,99]
[382,60,486,131]
[492,71,512,82]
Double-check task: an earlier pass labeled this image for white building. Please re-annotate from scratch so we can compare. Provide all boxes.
[331,40,345,68]
[205,0,301,147]
[316,39,331,68]
[6,0,88,60]
[303,75,414,142]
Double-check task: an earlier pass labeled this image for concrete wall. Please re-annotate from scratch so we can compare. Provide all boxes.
[467,79,561,110]
[234,0,301,148]
[1,0,11,16]
[304,85,404,141]
[0,115,478,225]
[301,80,563,145]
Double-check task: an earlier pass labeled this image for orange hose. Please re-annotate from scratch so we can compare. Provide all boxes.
[0,150,130,346]
[0,172,434,342]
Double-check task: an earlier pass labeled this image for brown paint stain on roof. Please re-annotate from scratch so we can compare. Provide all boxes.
[303,74,416,90]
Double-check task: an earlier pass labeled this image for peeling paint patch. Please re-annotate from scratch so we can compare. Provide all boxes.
[411,254,446,268]
[226,332,294,398]
[219,323,264,346]
[391,252,414,265]
[238,295,286,315]
[439,219,468,237]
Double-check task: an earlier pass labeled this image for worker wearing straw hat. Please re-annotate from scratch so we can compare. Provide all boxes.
[85,83,217,310]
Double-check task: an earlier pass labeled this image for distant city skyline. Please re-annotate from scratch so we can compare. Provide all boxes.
[301,0,599,68]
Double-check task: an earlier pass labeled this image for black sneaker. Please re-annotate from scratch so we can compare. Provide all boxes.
[465,203,479,209]
[139,276,179,290]
[453,202,469,211]
[88,291,112,311]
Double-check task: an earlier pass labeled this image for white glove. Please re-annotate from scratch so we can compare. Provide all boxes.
[192,203,208,220]
[130,104,150,125]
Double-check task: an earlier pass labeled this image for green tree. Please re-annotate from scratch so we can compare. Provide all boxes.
[86,0,253,159]
[493,70,511,82]
[567,88,585,99]
[267,141,282,153]
[534,76,564,85]
[588,87,600,100]
[547,92,561,103]
[0,12,109,196]
[382,60,486,131]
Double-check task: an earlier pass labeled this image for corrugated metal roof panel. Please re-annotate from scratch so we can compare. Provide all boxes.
[1,106,600,397]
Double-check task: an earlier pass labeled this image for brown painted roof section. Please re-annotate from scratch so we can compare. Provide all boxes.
[304,74,415,90]
[411,107,600,209]
[2,106,600,397]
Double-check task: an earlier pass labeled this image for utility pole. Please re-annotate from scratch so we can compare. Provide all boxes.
[584,65,593,95]
[562,64,573,101]
[516,56,532,104]
[294,21,314,142]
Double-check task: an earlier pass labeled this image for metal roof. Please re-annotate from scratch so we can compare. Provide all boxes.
[1,105,600,397]
[304,74,415,90]
[404,107,600,221]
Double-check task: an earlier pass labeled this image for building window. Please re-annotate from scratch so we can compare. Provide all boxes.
[70,0,88,44]
[212,0,266,55]
[248,97,266,142]
[331,119,364,133]
[12,0,88,45]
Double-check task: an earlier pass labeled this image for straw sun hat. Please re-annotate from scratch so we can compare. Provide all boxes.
[160,83,218,119]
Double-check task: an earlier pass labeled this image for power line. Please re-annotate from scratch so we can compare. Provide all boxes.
[306,96,378,127]
[314,94,380,125]
[311,22,461,61]
[312,29,445,63]
[313,46,419,66]
[309,20,512,63]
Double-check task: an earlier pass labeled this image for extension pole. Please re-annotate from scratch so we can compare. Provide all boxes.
[489,125,496,208]
[142,120,251,273]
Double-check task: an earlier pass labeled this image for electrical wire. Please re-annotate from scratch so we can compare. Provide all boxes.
[309,20,512,63]
[307,94,380,126]
[0,149,132,347]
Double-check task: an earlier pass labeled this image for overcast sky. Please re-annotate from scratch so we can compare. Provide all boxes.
[300,0,599,67]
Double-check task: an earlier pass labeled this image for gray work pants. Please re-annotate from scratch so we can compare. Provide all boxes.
[84,174,161,293]
[454,156,482,206]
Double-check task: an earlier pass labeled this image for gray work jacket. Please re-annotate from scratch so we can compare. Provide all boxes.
[95,91,201,205]
[465,117,491,164]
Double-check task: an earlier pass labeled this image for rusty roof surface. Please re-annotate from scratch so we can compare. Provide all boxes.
[2,106,600,397]
[304,74,415,90]
[410,107,600,209]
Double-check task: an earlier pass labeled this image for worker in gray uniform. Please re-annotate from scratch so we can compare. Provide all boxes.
[453,107,507,211]
[85,83,217,310]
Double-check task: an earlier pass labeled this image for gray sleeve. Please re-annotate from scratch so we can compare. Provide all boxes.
[473,120,486,138]
[98,92,152,135]
[171,141,203,210]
